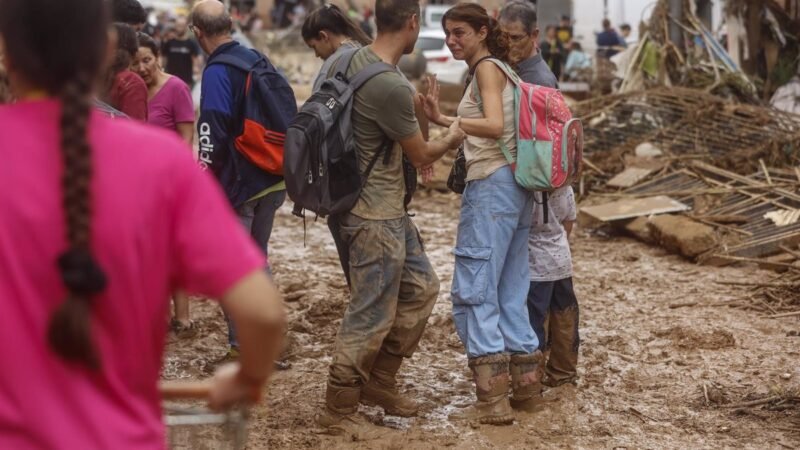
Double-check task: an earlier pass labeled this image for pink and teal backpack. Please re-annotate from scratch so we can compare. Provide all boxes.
[474,59,584,193]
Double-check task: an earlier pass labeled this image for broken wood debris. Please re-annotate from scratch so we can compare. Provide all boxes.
[572,88,800,177]
[613,161,800,266]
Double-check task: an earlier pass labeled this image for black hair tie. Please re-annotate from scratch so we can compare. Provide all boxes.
[58,249,107,296]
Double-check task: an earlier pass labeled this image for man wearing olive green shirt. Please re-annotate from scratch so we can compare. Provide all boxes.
[317,0,465,434]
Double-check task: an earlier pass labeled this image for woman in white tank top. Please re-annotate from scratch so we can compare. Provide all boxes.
[422,3,540,426]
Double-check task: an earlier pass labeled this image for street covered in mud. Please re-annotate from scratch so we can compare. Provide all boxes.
[164,189,800,449]
[4,0,800,448]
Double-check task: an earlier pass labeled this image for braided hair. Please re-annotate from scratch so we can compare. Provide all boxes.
[0,0,110,369]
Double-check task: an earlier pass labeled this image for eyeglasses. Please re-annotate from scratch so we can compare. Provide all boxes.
[507,33,530,43]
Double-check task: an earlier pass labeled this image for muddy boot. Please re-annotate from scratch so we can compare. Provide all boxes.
[315,383,385,439]
[543,306,579,387]
[449,353,514,425]
[360,351,418,417]
[509,351,544,412]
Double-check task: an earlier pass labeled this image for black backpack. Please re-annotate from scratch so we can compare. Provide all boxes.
[284,48,411,217]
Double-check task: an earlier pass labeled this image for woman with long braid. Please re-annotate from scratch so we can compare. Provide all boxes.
[0,0,285,448]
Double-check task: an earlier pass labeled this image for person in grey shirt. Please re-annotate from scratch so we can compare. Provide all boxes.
[302,3,372,91]
[499,0,580,391]
[499,1,558,89]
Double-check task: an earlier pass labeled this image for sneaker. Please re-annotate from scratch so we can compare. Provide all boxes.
[169,318,197,339]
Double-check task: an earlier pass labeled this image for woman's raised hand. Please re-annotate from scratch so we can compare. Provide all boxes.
[423,74,442,124]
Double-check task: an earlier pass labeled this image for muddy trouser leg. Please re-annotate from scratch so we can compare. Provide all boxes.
[526,281,556,353]
[327,215,351,287]
[226,190,286,348]
[328,213,406,391]
[375,216,439,358]
[358,217,439,416]
[544,277,580,384]
[450,167,539,358]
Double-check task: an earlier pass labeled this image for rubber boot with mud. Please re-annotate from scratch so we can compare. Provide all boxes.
[509,351,545,412]
[543,306,579,387]
[449,353,514,425]
[360,350,419,417]
[316,383,383,439]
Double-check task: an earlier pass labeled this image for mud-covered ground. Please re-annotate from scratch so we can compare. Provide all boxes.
[163,190,800,449]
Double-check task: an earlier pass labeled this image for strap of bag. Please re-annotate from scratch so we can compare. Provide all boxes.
[328,47,395,92]
[470,58,521,167]
[348,61,395,91]
[360,140,393,190]
[463,55,494,94]
[331,47,361,79]
[207,52,262,72]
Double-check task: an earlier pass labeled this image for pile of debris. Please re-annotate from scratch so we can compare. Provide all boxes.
[581,157,800,313]
[572,87,800,180]
[612,0,800,103]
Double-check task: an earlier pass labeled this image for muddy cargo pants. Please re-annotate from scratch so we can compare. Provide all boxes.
[328,213,440,388]
[526,277,580,383]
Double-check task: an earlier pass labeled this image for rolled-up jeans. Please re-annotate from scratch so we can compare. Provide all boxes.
[226,189,286,348]
[450,166,539,358]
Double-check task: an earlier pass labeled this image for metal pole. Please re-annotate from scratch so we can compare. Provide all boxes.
[668,0,683,47]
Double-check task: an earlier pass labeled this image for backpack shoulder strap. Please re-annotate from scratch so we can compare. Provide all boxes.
[471,57,521,100]
[208,52,259,72]
[331,47,362,78]
[347,61,395,91]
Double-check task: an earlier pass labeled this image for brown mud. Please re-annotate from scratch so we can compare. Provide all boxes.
[164,190,800,449]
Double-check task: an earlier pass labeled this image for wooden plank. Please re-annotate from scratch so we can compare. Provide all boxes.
[760,159,773,185]
[582,158,607,176]
[701,254,800,271]
[692,161,800,203]
[580,196,691,222]
[607,167,656,188]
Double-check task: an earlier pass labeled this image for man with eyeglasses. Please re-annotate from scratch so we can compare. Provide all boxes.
[498,0,557,89]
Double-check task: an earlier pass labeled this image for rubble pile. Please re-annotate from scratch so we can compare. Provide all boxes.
[572,87,800,178]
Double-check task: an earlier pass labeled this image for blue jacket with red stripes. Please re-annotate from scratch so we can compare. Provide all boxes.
[198,41,283,208]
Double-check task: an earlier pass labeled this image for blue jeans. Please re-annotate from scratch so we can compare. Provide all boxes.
[226,189,286,348]
[451,166,538,358]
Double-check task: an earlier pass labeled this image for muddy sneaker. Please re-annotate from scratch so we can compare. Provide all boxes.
[169,318,198,339]
[274,359,292,370]
[220,346,240,362]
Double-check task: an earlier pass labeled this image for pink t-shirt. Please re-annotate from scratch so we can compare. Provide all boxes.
[147,76,195,132]
[0,99,265,449]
